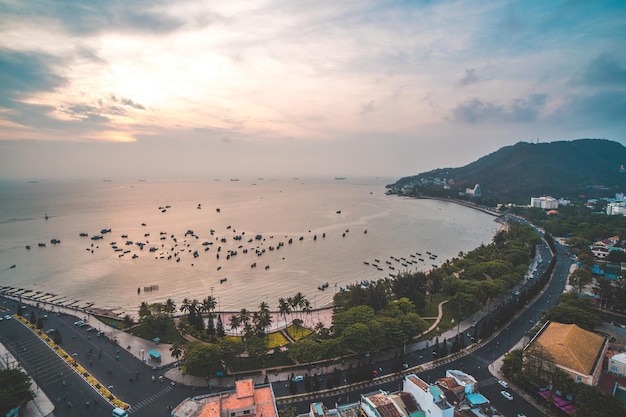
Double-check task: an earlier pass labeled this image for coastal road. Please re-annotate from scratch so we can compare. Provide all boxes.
[279,239,570,416]
[0,297,209,416]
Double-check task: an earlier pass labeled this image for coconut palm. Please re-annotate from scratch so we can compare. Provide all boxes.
[202,296,217,315]
[165,298,176,316]
[277,297,291,330]
[238,308,252,337]
[179,298,191,315]
[169,343,183,361]
[255,301,272,335]
[229,314,241,337]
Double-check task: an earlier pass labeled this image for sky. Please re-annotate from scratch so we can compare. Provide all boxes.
[0,0,625,180]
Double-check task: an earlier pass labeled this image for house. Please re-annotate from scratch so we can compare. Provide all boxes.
[171,379,278,417]
[403,374,454,417]
[523,321,608,386]
[609,353,626,378]
[360,389,425,417]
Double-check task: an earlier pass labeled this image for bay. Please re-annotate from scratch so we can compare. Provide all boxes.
[0,178,500,316]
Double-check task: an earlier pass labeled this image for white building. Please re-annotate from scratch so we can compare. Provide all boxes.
[403,374,454,417]
[445,370,477,394]
[607,202,626,216]
[609,353,626,378]
[530,196,559,210]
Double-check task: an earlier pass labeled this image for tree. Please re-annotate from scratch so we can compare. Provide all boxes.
[501,349,523,381]
[569,268,592,293]
[0,368,35,416]
[277,297,291,330]
[183,342,223,376]
[170,343,183,361]
[216,314,225,337]
[123,314,134,328]
[229,314,241,337]
[165,298,176,315]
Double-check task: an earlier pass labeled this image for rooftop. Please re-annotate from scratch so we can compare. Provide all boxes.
[529,321,607,375]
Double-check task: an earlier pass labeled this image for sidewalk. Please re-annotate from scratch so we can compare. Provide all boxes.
[0,332,56,417]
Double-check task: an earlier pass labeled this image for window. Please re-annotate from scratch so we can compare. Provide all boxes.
[243,411,250,415]
[576,376,582,382]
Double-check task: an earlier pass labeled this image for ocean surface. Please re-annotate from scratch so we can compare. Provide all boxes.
[0,178,500,316]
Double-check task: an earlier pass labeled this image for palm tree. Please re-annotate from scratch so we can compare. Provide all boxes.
[229,314,241,337]
[169,343,183,361]
[202,296,217,315]
[314,321,325,335]
[277,297,291,331]
[238,308,251,337]
[301,299,312,331]
[165,298,176,316]
[179,298,191,315]
[256,301,272,336]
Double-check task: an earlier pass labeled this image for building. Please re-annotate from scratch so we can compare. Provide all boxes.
[464,184,481,197]
[523,321,608,385]
[360,389,425,417]
[530,196,559,210]
[609,353,626,378]
[171,379,278,417]
[403,374,454,417]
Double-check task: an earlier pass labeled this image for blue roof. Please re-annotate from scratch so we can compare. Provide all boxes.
[429,385,443,398]
[466,393,489,406]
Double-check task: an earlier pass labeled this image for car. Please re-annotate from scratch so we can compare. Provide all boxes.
[86,327,97,332]
[4,315,11,320]
[96,331,105,337]
[512,290,520,296]
[292,376,304,382]
[517,414,527,417]
[498,380,509,388]
[79,323,90,327]
[501,391,513,401]
[45,329,57,334]
[74,320,84,326]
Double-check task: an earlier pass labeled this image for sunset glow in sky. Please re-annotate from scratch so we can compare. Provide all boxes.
[1,0,625,179]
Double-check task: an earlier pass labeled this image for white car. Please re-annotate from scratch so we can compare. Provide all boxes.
[501,390,513,401]
[498,379,509,388]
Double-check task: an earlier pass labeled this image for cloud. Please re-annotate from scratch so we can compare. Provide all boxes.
[360,100,376,115]
[0,0,191,36]
[450,94,548,124]
[578,53,626,87]
[551,91,626,127]
[110,94,145,110]
[0,49,66,106]
[458,68,480,86]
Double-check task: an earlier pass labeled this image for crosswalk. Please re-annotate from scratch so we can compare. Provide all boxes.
[127,384,174,414]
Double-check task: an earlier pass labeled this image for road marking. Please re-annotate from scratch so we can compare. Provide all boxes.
[127,385,174,414]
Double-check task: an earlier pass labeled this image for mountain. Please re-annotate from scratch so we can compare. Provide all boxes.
[387,139,626,203]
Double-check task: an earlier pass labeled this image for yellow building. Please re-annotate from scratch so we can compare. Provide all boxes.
[523,321,608,385]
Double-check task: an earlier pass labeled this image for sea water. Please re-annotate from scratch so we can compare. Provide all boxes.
[0,178,500,316]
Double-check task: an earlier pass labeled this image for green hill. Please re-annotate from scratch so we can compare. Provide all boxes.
[387,139,626,203]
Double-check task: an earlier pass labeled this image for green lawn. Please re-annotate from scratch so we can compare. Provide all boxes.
[285,324,312,341]
[127,318,188,345]
[92,314,129,330]
[266,331,289,349]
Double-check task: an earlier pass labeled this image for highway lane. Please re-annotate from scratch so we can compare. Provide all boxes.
[0,298,210,416]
